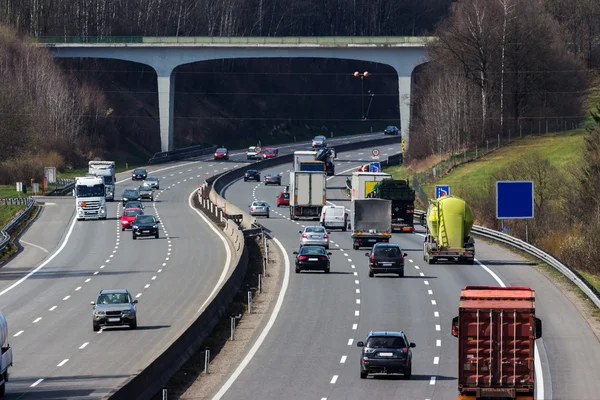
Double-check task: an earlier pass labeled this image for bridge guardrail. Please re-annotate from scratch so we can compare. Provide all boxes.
[148,145,217,165]
[413,211,600,310]
[0,197,36,253]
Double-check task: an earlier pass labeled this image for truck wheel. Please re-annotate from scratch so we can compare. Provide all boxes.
[0,381,5,396]
[93,322,100,332]
[121,227,125,231]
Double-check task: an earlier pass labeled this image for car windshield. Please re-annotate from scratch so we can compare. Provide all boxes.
[139,186,151,191]
[248,147,256,151]
[146,177,157,182]
[134,169,146,174]
[135,215,155,224]
[264,149,277,154]
[123,190,138,197]
[124,209,143,217]
[97,292,132,304]
[300,247,327,255]
[305,226,325,233]
[314,136,325,141]
[216,148,227,152]
[280,193,289,199]
[102,176,114,185]
[387,126,397,130]
[253,202,267,207]
[76,184,105,197]
[374,246,401,257]
[247,170,258,174]
[125,202,142,209]
[366,336,407,349]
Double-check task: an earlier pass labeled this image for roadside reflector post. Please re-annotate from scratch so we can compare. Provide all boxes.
[162,388,167,400]
[205,348,210,374]
[248,290,253,314]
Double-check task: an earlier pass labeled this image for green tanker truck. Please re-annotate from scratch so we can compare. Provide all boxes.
[423,195,475,264]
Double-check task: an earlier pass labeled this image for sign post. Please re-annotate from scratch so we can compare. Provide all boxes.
[371,148,380,160]
[496,181,534,242]
[435,185,450,198]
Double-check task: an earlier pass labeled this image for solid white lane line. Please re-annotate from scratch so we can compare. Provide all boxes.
[63,296,70,300]
[79,342,89,350]
[57,359,69,367]
[436,340,441,346]
[430,376,436,385]
[347,339,354,346]
[14,330,24,337]
[330,375,339,384]
[352,324,358,330]
[435,325,441,331]
[49,306,57,311]
[33,317,41,323]
[31,379,44,387]
[340,356,347,363]
[434,357,439,364]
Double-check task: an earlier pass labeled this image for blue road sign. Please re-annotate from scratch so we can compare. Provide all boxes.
[369,162,381,173]
[435,185,450,198]
[496,181,534,219]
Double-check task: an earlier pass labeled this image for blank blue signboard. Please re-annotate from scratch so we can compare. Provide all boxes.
[496,181,534,219]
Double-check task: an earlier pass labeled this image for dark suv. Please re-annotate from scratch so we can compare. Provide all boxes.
[244,170,261,182]
[132,214,160,239]
[357,331,415,379]
[366,243,407,277]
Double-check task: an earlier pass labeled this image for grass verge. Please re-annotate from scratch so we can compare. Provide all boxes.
[0,205,26,227]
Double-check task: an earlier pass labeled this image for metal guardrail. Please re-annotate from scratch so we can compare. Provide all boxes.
[148,145,218,165]
[413,210,600,310]
[0,197,36,253]
[46,178,76,196]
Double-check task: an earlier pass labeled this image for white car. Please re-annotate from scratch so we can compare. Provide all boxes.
[246,146,260,160]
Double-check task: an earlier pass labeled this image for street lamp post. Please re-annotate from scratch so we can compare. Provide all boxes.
[353,71,369,120]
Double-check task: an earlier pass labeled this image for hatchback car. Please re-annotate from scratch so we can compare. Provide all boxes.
[131,168,147,180]
[276,192,290,207]
[244,170,261,182]
[384,125,400,135]
[143,176,160,190]
[262,148,279,159]
[121,208,143,231]
[293,245,332,273]
[312,135,327,148]
[214,147,229,160]
[122,188,141,205]
[299,226,329,249]
[366,243,407,277]
[132,214,160,239]
[357,331,415,379]
[91,289,138,331]
[264,174,282,185]
[124,200,144,210]
[249,201,270,218]
[138,185,154,201]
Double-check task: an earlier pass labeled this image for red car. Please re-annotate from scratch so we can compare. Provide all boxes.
[214,147,229,160]
[276,192,290,207]
[262,147,279,159]
[121,208,144,231]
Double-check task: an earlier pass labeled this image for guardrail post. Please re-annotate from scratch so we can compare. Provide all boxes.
[264,256,267,277]
[248,291,253,314]
[162,388,167,400]
[258,273,262,294]
[205,348,210,374]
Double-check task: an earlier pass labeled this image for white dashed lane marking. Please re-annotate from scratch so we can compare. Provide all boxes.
[330,375,339,384]
[79,342,89,350]
[49,306,57,311]
[30,379,43,387]
[14,330,24,337]
[434,357,439,364]
[340,356,347,363]
[57,359,69,367]
[347,338,353,346]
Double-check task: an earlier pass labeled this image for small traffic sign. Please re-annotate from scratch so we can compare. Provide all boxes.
[255,146,262,154]
[369,162,381,173]
[435,185,450,198]
[372,148,380,157]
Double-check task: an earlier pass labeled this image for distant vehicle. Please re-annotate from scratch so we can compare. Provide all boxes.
[249,201,270,218]
[75,176,107,220]
[262,148,279,159]
[91,289,138,331]
[244,170,261,182]
[264,174,282,186]
[138,185,154,201]
[121,208,143,231]
[299,225,329,249]
[0,310,14,395]
[356,331,415,379]
[312,135,327,148]
[384,125,400,135]
[276,192,290,207]
[214,147,229,160]
[365,243,407,277]
[293,245,332,273]
[143,176,160,190]
[124,200,144,210]
[122,188,141,205]
[131,168,147,180]
[320,205,347,231]
[246,146,261,160]
[88,160,116,201]
[131,214,160,239]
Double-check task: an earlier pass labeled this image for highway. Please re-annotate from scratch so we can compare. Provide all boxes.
[215,144,600,400]
[0,133,384,399]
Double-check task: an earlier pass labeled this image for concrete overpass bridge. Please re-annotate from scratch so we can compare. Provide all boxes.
[40,36,433,152]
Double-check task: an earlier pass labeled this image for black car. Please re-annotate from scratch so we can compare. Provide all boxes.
[132,214,160,239]
[122,189,141,205]
[293,245,332,273]
[132,168,148,180]
[138,185,154,201]
[357,331,415,379]
[366,243,407,277]
[264,174,282,185]
[384,125,400,135]
[124,200,144,210]
[244,170,261,182]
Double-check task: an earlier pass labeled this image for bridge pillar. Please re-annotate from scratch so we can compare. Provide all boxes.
[398,75,412,150]
[156,67,176,152]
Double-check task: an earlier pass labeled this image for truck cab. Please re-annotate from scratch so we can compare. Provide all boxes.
[75,176,107,220]
[88,161,116,201]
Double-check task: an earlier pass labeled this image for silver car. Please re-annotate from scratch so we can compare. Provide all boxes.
[312,135,327,148]
[143,176,160,190]
[249,201,270,218]
[91,289,137,331]
[299,226,329,249]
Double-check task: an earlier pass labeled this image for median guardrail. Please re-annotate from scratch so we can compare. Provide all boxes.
[413,210,600,310]
[0,197,36,253]
[148,145,217,165]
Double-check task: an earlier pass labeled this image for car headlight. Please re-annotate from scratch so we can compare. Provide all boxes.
[123,197,128,201]
[94,310,106,316]
[133,225,138,230]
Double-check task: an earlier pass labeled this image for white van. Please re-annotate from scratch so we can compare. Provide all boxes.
[320,205,347,231]
[247,146,260,160]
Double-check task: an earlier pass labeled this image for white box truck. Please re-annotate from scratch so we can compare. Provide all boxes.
[88,161,116,201]
[0,311,13,396]
[75,176,107,220]
[289,171,326,220]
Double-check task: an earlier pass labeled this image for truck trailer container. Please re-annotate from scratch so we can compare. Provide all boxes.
[299,160,326,172]
[351,172,392,200]
[366,179,415,233]
[351,198,392,249]
[289,171,327,220]
[0,311,13,396]
[451,286,542,400]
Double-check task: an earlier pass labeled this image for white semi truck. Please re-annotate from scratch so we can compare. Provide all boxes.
[289,171,327,220]
[0,311,13,397]
[88,161,116,201]
[75,176,107,220]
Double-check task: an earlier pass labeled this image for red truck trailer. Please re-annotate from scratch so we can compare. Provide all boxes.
[451,286,542,400]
